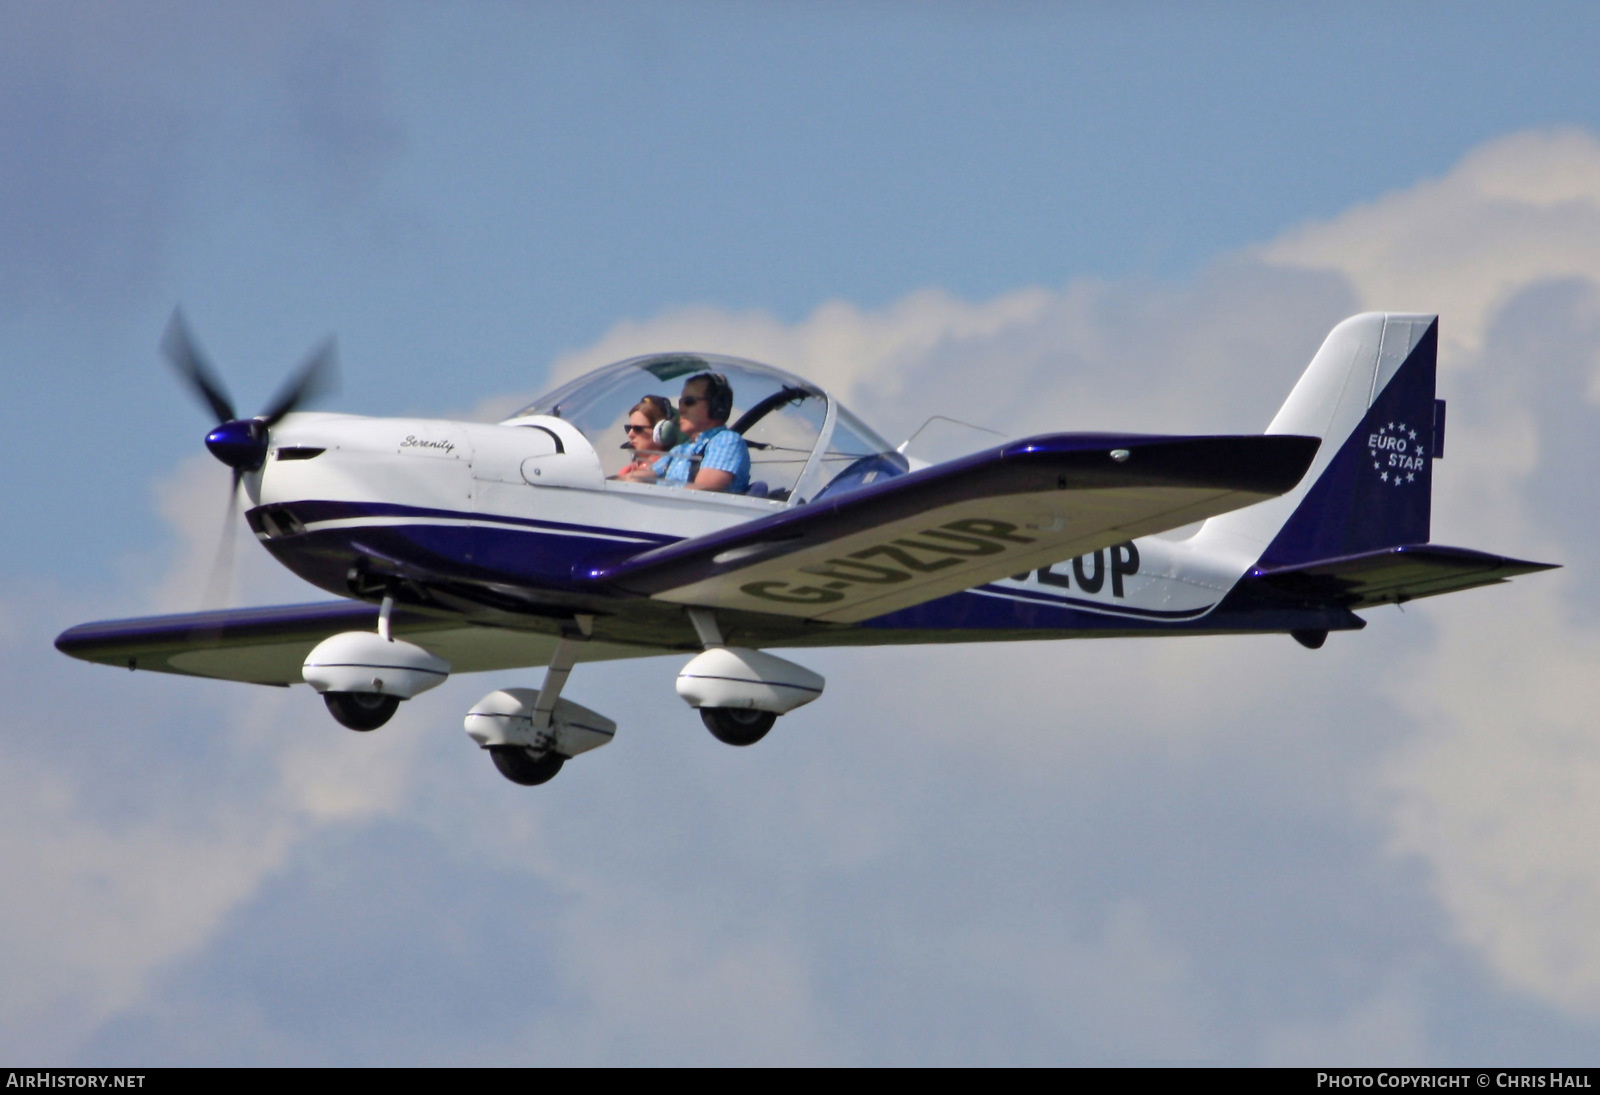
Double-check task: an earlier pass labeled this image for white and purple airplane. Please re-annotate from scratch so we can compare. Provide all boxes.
[57,312,1554,786]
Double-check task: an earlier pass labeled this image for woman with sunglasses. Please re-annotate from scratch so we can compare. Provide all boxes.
[617,395,676,480]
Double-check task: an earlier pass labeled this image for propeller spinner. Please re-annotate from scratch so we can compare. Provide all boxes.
[162,309,338,471]
[161,309,338,607]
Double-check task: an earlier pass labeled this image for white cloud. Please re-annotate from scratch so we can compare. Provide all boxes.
[1252,130,1600,1022]
[0,748,289,1057]
[1261,128,1600,362]
[1384,580,1600,1016]
[541,264,1356,448]
[0,546,425,1058]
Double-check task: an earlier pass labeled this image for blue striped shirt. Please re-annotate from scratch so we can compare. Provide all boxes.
[653,426,751,492]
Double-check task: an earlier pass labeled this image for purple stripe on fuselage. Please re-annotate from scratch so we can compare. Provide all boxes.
[267,523,637,595]
[259,499,680,545]
[250,499,686,595]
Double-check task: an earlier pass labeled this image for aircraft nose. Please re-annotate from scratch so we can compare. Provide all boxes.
[205,418,268,471]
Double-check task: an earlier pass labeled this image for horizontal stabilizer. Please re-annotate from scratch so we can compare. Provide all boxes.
[587,432,1320,623]
[55,601,660,685]
[1246,544,1558,609]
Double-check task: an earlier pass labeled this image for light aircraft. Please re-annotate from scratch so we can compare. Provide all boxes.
[57,312,1555,786]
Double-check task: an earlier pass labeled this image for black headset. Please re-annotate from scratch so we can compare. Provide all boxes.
[686,372,734,422]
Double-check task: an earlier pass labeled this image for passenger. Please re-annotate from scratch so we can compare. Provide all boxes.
[641,372,751,492]
[616,395,677,481]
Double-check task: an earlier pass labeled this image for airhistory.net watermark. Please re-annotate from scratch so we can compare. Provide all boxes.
[5,1075,145,1089]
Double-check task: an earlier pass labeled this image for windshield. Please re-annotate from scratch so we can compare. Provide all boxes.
[509,352,904,502]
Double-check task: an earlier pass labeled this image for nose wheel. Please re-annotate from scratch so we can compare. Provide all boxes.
[700,707,777,747]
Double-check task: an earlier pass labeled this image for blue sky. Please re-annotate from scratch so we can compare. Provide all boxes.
[7,2,1600,1065]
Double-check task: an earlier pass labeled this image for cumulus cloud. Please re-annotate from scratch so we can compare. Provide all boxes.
[1252,132,1600,1025]
[1261,128,1600,359]
[0,468,426,1058]
[16,126,1600,1063]
[541,267,1358,447]
[0,652,426,1058]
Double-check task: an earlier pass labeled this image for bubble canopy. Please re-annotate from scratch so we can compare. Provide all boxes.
[507,353,907,504]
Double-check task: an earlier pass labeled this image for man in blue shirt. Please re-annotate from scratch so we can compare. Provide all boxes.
[640,372,751,493]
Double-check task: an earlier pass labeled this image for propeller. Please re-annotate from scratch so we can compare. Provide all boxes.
[161,309,338,607]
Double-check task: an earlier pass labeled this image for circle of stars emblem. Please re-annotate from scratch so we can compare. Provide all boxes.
[1369,421,1424,487]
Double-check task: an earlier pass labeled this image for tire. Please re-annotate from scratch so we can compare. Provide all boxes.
[700,707,777,747]
[324,691,401,731]
[489,746,565,786]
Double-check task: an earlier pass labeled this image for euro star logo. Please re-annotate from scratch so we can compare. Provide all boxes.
[1367,421,1426,487]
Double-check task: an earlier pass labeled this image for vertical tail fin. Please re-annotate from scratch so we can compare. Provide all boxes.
[1193,313,1441,569]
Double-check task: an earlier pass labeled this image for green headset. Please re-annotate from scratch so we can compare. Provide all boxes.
[630,394,686,450]
[653,414,687,449]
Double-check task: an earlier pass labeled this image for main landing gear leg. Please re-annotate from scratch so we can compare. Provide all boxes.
[686,607,723,649]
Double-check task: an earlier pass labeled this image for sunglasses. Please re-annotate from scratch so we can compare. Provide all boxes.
[678,395,705,408]
[624,424,653,436]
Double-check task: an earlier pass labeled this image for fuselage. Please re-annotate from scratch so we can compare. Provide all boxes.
[245,410,1360,653]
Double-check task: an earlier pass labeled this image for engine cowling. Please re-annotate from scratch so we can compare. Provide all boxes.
[675,647,824,714]
[302,631,450,699]
[464,688,616,758]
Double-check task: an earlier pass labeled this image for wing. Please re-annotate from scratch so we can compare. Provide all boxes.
[1246,544,1559,609]
[55,601,667,686]
[586,432,1320,623]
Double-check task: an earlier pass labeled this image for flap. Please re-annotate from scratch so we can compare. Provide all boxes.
[586,432,1320,623]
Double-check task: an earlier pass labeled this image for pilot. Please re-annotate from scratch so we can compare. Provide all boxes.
[639,372,750,492]
[617,395,676,480]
